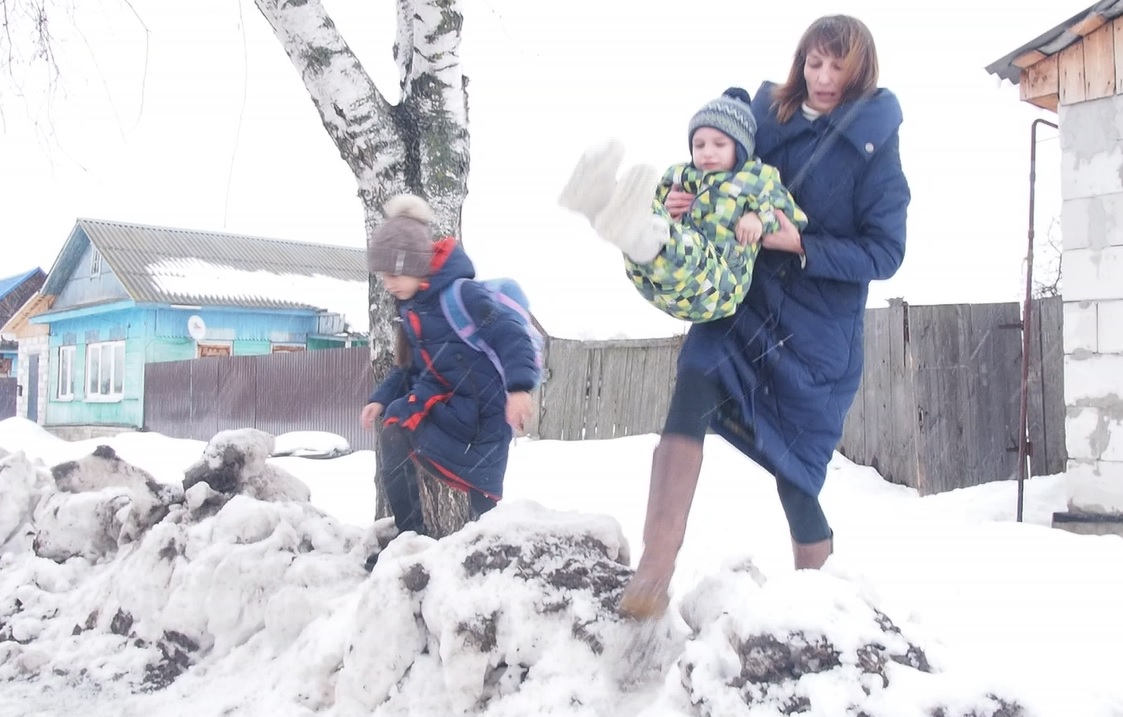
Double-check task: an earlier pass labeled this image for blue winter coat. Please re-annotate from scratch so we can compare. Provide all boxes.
[369,238,539,500]
[678,81,911,497]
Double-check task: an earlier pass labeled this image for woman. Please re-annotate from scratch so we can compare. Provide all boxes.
[620,15,911,619]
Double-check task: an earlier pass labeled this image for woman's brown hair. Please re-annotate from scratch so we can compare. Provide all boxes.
[772,15,880,124]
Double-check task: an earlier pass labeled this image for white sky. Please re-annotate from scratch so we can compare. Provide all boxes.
[1,417,1121,715]
[0,0,1076,338]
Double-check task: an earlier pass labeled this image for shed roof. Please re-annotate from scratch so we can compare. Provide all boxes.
[986,0,1123,83]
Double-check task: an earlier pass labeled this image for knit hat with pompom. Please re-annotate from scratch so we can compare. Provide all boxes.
[367,194,436,277]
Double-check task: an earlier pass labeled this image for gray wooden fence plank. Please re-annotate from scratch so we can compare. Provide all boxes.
[1035,296,1067,475]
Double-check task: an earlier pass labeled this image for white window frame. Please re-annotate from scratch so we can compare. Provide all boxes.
[90,249,103,277]
[56,345,76,400]
[85,340,125,402]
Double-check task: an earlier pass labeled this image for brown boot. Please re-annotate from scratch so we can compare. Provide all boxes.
[792,533,833,570]
[619,434,704,620]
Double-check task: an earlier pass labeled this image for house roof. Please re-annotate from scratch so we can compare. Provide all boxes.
[986,0,1123,84]
[0,268,45,301]
[42,218,371,333]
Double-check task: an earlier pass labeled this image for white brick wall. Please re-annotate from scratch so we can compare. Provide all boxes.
[1060,98,1123,515]
[1066,405,1123,462]
[1099,300,1123,353]
[1063,301,1097,353]
[1066,461,1123,513]
[1062,246,1123,301]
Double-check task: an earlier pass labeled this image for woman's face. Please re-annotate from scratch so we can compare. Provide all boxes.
[803,48,847,114]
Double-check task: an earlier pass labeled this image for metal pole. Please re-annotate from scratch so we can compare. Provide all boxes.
[1018,117,1059,522]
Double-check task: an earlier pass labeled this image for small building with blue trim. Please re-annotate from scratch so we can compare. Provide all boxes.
[32,218,368,431]
[0,267,46,381]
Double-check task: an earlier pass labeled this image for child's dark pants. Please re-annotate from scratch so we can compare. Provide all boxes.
[378,424,497,536]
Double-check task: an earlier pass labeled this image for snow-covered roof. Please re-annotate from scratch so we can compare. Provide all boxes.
[42,218,370,333]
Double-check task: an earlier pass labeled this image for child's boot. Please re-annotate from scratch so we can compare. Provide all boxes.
[558,138,627,222]
[594,164,668,264]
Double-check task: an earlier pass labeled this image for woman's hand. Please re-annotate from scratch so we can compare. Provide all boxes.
[735,213,764,246]
[664,186,694,221]
[761,211,804,255]
[506,391,534,435]
[360,402,384,430]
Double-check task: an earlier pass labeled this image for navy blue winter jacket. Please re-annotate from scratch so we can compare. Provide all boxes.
[678,81,911,497]
[369,238,539,499]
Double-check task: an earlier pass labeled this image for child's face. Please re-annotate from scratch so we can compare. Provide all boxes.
[691,127,737,172]
[380,273,424,300]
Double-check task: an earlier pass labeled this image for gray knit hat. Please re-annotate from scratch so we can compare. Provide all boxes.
[688,87,757,162]
[367,194,436,277]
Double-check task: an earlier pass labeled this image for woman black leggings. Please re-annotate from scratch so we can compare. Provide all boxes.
[662,368,832,544]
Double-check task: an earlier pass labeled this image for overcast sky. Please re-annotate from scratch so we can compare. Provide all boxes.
[0,0,1084,310]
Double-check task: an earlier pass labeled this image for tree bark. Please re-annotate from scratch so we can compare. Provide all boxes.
[253,0,471,528]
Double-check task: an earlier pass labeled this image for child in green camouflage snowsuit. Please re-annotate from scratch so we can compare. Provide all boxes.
[559,87,808,322]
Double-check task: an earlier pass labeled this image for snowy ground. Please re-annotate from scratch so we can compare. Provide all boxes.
[1,417,1120,717]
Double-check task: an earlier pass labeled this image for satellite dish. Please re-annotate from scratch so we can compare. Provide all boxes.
[187,315,207,342]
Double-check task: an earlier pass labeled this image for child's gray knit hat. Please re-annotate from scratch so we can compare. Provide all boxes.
[367,195,435,277]
[688,87,757,161]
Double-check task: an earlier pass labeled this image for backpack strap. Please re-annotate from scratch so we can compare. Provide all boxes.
[439,278,509,385]
[439,278,483,351]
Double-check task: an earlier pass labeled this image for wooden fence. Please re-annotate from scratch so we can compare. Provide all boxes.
[838,297,1065,494]
[142,298,1065,495]
[537,336,683,440]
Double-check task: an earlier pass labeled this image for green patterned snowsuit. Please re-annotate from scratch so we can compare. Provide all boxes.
[626,159,808,322]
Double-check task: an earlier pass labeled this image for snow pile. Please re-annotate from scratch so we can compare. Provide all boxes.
[0,429,1027,716]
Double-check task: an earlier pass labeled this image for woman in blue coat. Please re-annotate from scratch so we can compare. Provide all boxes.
[620,15,911,619]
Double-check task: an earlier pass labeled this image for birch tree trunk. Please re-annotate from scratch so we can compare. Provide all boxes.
[254,0,472,532]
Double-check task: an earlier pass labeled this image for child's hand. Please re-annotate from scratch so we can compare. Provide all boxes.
[505,391,534,435]
[360,402,384,430]
[735,213,764,246]
[664,186,694,221]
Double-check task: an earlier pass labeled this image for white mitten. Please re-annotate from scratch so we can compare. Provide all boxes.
[557,138,627,222]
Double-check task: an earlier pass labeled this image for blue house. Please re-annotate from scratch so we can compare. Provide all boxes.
[0,268,47,381]
[33,218,369,430]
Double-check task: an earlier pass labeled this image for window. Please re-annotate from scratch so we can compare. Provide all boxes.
[57,346,75,399]
[197,343,232,358]
[271,343,305,353]
[86,341,125,400]
[90,249,103,277]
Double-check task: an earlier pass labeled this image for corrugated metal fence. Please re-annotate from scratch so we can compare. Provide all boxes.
[144,348,376,450]
[0,378,16,419]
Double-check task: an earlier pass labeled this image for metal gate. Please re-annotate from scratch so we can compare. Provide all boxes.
[0,378,16,419]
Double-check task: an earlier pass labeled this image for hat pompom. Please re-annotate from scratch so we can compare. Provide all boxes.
[722,86,752,105]
[384,194,434,224]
